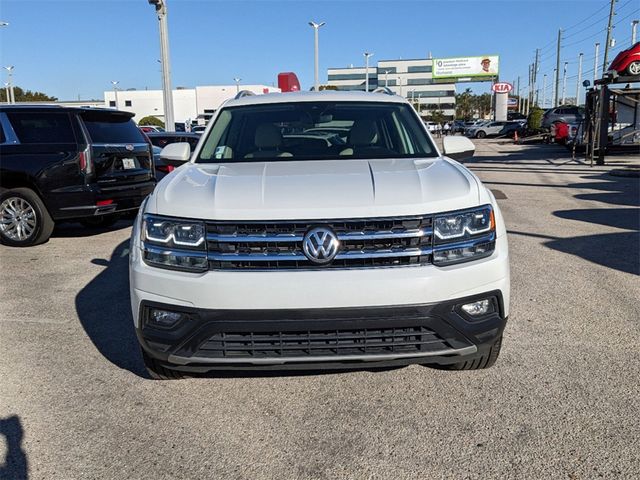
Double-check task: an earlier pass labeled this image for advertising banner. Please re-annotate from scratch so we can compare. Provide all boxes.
[433,56,500,79]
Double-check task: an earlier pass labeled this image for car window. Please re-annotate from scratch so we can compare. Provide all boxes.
[0,121,5,143]
[7,112,75,144]
[197,101,437,163]
[81,112,146,144]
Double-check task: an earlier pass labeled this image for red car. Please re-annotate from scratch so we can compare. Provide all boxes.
[608,41,640,76]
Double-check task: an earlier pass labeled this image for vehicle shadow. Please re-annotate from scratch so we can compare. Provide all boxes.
[51,219,134,239]
[0,415,28,480]
[74,239,147,377]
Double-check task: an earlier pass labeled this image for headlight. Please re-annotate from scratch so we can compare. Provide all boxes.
[433,206,496,266]
[142,214,208,272]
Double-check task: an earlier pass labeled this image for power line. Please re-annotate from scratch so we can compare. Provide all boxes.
[563,1,611,32]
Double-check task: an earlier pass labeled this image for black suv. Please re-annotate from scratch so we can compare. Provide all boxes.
[0,106,155,246]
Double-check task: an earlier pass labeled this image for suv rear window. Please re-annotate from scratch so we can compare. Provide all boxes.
[81,112,145,144]
[7,112,75,144]
[197,101,437,163]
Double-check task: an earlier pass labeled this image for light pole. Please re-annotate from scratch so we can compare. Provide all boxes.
[397,76,402,97]
[576,53,583,106]
[593,42,600,84]
[383,69,390,87]
[308,21,325,91]
[542,73,547,108]
[632,20,639,45]
[363,52,373,92]
[149,0,176,132]
[111,80,119,109]
[234,77,241,93]
[4,66,14,104]
[4,82,10,105]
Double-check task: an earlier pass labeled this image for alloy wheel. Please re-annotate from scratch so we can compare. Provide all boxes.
[0,196,38,241]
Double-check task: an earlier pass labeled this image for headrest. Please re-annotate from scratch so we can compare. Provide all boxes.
[350,120,378,146]
[255,124,282,149]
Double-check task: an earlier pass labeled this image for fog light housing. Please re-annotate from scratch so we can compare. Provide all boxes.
[461,299,492,317]
[149,308,186,328]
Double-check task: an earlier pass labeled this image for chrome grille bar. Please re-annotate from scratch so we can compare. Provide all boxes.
[206,229,432,243]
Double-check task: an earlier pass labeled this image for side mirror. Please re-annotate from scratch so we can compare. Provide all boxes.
[159,142,191,166]
[442,136,475,161]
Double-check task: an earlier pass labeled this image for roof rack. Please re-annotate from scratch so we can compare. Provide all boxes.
[234,90,256,100]
[372,87,395,96]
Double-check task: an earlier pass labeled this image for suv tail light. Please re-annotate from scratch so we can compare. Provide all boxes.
[79,145,93,175]
[156,164,175,174]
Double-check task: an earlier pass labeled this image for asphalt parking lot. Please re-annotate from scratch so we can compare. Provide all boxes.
[1,139,639,479]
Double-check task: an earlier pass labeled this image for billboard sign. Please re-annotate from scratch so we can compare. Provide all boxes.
[433,56,500,79]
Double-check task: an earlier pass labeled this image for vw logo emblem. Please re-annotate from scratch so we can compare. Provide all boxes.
[302,227,340,265]
[125,144,134,151]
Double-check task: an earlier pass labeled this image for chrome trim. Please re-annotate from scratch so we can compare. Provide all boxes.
[208,247,433,262]
[168,345,478,365]
[433,233,496,251]
[206,229,432,243]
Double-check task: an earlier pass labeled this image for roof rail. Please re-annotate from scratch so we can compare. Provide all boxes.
[234,90,256,100]
[372,87,395,95]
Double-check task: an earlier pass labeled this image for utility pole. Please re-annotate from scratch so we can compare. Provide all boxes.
[551,69,557,109]
[533,49,539,106]
[593,42,600,83]
[632,20,638,44]
[554,29,562,107]
[542,74,547,108]
[561,62,568,105]
[602,0,616,75]
[576,53,583,106]
[4,82,10,104]
[148,0,176,132]
[516,76,521,113]
[384,69,390,87]
[308,21,325,91]
[233,77,241,93]
[363,52,373,92]
[4,66,14,103]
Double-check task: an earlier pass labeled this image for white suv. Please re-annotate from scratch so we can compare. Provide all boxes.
[129,91,510,379]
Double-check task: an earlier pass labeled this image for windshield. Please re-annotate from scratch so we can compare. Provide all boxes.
[196,101,437,163]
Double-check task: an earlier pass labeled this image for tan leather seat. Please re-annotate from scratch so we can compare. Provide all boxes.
[245,124,292,158]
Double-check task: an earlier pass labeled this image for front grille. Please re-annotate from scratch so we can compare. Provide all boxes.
[196,325,450,359]
[206,216,433,270]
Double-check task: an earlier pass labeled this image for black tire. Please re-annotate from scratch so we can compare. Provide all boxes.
[79,213,121,229]
[141,350,187,380]
[475,130,487,139]
[627,61,640,76]
[0,188,54,247]
[432,335,502,371]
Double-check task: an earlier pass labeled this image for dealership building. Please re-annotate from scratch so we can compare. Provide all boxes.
[103,84,279,126]
[327,56,500,120]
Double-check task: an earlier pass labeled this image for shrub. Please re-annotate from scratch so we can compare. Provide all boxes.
[528,106,544,131]
[138,116,165,128]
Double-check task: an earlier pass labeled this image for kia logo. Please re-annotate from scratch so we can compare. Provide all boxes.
[492,82,513,93]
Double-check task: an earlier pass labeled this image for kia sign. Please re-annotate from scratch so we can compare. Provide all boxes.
[492,82,513,93]
[433,55,500,79]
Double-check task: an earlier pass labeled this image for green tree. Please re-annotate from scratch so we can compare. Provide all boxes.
[138,116,165,128]
[425,110,446,124]
[0,86,57,103]
[528,106,544,131]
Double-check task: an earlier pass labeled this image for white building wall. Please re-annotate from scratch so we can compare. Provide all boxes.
[104,84,279,126]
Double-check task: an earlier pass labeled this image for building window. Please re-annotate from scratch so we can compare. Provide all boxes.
[407,65,432,73]
[125,100,132,107]
[204,109,216,114]
[410,90,455,98]
[406,78,434,86]
[377,67,397,74]
[327,73,367,81]
[109,101,116,107]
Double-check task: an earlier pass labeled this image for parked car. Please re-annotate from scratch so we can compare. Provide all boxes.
[0,106,155,246]
[541,106,585,129]
[191,125,206,134]
[608,41,640,76]
[466,121,509,138]
[423,121,440,133]
[498,121,527,138]
[130,90,510,379]
[452,120,466,134]
[140,125,165,133]
[146,132,201,150]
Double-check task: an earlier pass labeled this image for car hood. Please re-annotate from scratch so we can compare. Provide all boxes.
[150,158,480,220]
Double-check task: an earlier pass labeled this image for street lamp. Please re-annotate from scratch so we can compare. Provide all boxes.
[308,21,325,91]
[110,80,119,109]
[397,76,403,97]
[4,66,14,104]
[383,69,390,87]
[148,0,176,132]
[234,77,241,93]
[363,52,374,92]
[4,82,10,105]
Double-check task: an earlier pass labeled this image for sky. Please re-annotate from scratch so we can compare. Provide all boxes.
[0,0,638,101]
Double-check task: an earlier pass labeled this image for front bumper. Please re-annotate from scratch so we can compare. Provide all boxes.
[136,291,507,371]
